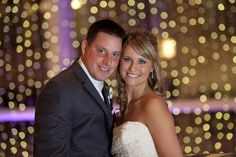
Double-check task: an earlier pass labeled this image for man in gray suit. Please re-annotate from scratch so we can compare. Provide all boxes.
[34,19,125,157]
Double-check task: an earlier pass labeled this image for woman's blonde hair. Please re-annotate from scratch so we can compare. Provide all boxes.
[117,28,165,114]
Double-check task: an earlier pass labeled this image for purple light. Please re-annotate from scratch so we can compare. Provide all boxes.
[0,107,35,122]
[0,99,235,122]
[168,99,236,114]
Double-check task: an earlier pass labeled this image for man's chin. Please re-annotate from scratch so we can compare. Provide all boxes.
[95,75,110,81]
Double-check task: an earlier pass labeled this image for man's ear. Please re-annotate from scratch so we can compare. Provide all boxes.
[81,40,88,55]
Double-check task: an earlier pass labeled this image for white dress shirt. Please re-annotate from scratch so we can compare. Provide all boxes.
[78,58,104,101]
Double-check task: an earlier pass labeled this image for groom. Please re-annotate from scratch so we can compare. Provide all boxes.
[34,19,125,157]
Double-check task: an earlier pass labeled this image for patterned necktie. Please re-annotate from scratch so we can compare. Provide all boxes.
[102,84,110,107]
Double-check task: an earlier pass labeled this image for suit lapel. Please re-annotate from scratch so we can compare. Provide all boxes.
[71,62,113,128]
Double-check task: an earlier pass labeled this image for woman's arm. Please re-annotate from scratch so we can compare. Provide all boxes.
[144,97,184,157]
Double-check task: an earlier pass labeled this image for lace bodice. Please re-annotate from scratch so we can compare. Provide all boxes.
[111,121,158,157]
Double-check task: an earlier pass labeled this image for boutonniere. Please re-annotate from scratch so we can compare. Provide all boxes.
[108,86,117,115]
[107,86,116,115]
[108,86,113,100]
[104,80,116,114]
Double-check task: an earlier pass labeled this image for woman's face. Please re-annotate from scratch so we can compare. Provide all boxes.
[119,45,153,87]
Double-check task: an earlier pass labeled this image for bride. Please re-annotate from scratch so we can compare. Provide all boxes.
[111,29,184,157]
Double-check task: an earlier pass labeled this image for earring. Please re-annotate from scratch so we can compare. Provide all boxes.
[150,71,154,79]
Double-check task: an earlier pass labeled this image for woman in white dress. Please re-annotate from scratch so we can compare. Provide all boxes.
[111,29,184,157]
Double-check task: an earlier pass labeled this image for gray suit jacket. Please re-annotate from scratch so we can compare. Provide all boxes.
[34,61,113,157]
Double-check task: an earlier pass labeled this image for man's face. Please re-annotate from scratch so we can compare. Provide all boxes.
[81,32,123,81]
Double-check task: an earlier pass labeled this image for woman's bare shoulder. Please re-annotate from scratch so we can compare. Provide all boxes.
[140,94,171,119]
[141,93,167,109]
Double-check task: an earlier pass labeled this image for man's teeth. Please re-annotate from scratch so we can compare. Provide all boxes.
[101,67,109,71]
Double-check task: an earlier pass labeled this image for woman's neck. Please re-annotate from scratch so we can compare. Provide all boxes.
[126,83,151,104]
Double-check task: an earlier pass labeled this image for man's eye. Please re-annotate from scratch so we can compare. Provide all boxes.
[112,52,120,57]
[138,59,146,64]
[98,49,105,54]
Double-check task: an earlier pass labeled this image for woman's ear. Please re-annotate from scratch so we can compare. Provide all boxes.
[150,66,154,74]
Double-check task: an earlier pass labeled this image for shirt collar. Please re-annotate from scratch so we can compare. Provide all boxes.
[78,58,104,91]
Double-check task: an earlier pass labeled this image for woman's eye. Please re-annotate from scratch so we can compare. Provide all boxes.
[138,59,146,64]
[123,57,131,62]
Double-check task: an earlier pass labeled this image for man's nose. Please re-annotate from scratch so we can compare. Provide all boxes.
[103,53,112,66]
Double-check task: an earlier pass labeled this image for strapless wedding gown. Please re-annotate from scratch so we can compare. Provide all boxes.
[111,121,158,157]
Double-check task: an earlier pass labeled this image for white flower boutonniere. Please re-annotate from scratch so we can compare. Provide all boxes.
[107,87,116,115]
[108,87,113,100]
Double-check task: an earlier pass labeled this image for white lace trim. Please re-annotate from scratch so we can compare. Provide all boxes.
[112,121,158,157]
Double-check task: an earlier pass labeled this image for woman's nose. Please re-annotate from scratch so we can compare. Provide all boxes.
[128,62,136,71]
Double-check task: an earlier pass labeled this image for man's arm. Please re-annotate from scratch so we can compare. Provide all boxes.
[34,81,72,157]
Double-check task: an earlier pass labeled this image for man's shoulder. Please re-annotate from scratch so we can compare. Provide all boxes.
[43,64,81,88]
